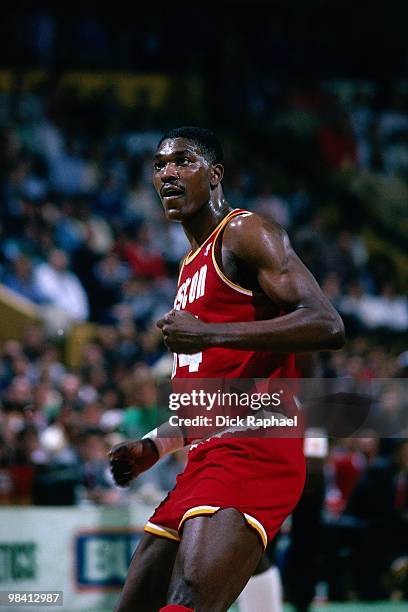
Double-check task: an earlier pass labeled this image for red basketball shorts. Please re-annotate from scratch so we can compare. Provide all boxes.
[144,436,306,549]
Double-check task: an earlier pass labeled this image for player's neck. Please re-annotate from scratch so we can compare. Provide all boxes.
[183,195,232,249]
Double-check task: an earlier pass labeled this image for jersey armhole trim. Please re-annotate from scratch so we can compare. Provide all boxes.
[212,211,254,296]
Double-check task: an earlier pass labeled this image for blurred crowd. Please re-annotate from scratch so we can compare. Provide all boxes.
[0,74,407,603]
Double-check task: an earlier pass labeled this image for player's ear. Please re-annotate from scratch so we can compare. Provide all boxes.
[210,163,224,188]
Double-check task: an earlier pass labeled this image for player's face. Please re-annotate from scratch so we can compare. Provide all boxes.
[153,138,212,221]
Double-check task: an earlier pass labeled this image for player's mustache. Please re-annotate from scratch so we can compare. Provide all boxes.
[160,183,185,196]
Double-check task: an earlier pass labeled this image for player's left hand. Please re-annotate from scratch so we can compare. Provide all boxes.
[157,310,210,354]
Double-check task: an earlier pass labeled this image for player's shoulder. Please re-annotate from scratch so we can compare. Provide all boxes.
[223,210,289,256]
[226,210,286,238]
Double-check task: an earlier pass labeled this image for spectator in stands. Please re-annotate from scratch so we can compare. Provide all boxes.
[33,248,89,329]
[91,251,130,320]
[319,109,358,170]
[75,428,121,505]
[4,375,33,412]
[342,440,408,599]
[3,255,44,304]
[349,89,376,170]
[118,220,167,279]
[92,172,124,221]
[341,281,408,332]
[327,438,367,513]
[12,425,44,465]
[118,364,164,440]
[55,199,114,256]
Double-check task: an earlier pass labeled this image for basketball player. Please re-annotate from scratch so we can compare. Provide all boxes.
[110,127,345,612]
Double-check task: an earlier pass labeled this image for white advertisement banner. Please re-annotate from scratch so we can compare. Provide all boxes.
[0,505,154,611]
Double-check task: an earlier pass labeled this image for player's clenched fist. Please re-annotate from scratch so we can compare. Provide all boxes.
[157,310,210,354]
[108,439,159,487]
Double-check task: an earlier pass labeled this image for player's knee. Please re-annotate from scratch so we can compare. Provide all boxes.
[167,569,201,607]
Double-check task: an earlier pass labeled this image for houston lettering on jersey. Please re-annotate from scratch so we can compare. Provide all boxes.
[174,265,207,310]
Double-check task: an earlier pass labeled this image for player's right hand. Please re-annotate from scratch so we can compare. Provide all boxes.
[108,439,159,487]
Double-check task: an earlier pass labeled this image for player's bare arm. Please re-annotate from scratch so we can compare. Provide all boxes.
[158,213,345,354]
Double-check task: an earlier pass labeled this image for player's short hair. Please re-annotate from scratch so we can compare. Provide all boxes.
[157,126,224,165]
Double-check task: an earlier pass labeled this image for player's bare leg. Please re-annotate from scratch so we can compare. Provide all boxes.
[114,532,178,612]
[166,508,263,611]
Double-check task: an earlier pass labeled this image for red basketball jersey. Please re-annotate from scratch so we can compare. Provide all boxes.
[172,209,296,379]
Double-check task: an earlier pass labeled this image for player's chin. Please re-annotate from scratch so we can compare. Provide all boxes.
[163,206,185,222]
[166,210,185,223]
[162,198,189,221]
